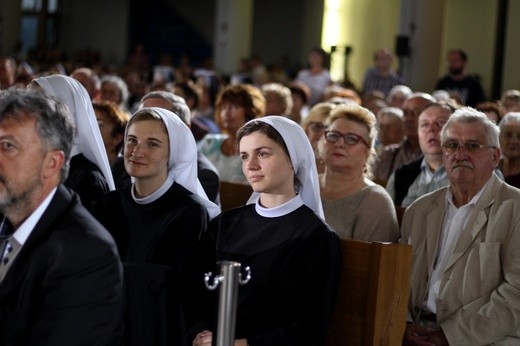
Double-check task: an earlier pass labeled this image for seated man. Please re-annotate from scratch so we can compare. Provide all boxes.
[401,107,520,345]
[372,92,435,185]
[386,103,453,206]
[0,88,124,344]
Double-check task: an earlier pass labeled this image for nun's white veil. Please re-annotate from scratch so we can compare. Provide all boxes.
[245,115,324,219]
[130,107,221,219]
[34,74,116,191]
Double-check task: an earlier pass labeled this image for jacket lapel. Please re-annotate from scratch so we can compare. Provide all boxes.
[444,174,500,272]
[0,185,74,294]
[425,192,447,272]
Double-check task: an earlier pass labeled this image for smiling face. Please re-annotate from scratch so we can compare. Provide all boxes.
[239,131,294,197]
[124,119,169,188]
[318,117,369,173]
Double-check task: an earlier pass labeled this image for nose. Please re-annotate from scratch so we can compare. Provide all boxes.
[131,142,144,157]
[452,145,469,159]
[244,156,259,170]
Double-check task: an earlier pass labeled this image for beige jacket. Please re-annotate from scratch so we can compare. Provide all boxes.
[400,173,520,345]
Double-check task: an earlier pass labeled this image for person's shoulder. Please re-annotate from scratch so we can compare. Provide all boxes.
[198,133,227,151]
[378,142,403,160]
[52,189,117,245]
[407,186,447,211]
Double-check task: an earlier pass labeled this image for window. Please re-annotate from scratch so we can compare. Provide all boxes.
[20,0,60,54]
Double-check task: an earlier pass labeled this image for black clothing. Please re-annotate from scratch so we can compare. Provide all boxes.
[435,75,485,107]
[393,156,423,206]
[92,182,213,346]
[65,153,109,211]
[209,204,341,345]
[0,185,124,345]
[111,153,221,205]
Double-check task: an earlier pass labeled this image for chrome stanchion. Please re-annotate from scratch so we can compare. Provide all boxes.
[205,261,251,346]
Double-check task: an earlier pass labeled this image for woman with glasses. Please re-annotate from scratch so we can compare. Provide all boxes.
[317,104,399,242]
[301,102,335,173]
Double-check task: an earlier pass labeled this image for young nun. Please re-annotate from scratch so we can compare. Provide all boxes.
[194,116,341,346]
[31,74,115,210]
[92,107,221,346]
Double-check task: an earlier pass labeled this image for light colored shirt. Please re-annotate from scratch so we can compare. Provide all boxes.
[198,134,247,184]
[423,183,487,314]
[0,187,57,274]
[386,158,449,207]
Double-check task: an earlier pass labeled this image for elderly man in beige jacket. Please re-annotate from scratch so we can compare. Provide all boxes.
[400,107,520,345]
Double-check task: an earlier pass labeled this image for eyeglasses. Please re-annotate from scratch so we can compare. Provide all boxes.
[324,130,369,147]
[441,141,496,155]
[308,122,327,133]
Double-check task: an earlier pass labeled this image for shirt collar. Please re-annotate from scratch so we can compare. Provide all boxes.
[255,194,304,218]
[445,178,489,209]
[13,187,57,246]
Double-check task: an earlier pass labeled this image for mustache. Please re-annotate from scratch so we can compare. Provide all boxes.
[452,160,473,169]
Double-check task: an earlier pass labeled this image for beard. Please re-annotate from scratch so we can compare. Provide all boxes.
[449,67,463,75]
[0,175,42,214]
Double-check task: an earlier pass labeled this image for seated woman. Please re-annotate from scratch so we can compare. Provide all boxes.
[198,84,265,184]
[318,104,399,242]
[31,74,115,209]
[92,107,220,346]
[498,112,520,188]
[92,100,129,166]
[301,102,335,173]
[194,116,341,346]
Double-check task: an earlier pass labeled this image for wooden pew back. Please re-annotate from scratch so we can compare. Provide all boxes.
[219,181,253,211]
[326,239,412,346]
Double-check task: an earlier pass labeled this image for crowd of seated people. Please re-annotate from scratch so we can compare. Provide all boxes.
[2,44,520,345]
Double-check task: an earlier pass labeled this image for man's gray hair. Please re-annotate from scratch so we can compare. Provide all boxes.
[139,91,191,126]
[441,107,499,148]
[0,88,75,181]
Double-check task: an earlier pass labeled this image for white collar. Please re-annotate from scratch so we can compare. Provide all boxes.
[13,187,57,246]
[132,178,174,204]
[255,194,304,218]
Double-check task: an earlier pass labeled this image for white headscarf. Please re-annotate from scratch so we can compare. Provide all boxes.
[34,74,116,191]
[129,107,221,220]
[245,115,324,219]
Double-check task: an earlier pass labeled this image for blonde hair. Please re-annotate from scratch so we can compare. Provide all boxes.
[325,104,378,177]
[326,103,378,148]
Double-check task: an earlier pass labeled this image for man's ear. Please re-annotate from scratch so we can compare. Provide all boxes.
[42,150,65,179]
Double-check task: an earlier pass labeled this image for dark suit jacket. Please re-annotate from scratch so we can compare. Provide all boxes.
[65,153,110,211]
[0,185,124,346]
[111,152,221,205]
[392,156,423,206]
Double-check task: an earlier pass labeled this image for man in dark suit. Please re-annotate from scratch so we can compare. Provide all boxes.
[0,88,124,345]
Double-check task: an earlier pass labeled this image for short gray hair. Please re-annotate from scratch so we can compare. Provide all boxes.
[0,88,75,181]
[139,91,191,126]
[441,107,499,148]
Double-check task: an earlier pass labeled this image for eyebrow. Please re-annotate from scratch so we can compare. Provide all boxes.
[127,134,164,143]
[240,145,272,154]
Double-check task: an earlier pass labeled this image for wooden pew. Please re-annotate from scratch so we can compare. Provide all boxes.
[219,181,253,211]
[326,239,412,346]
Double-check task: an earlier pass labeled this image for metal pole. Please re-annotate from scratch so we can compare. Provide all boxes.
[205,261,251,346]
